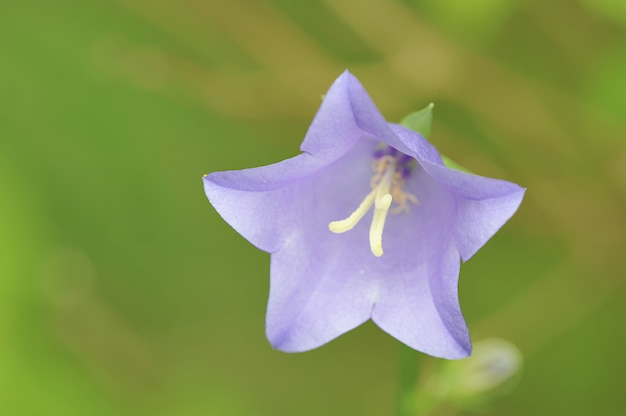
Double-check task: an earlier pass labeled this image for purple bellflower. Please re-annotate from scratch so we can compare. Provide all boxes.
[203,71,525,359]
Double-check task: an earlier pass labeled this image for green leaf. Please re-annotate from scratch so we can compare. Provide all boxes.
[442,155,473,174]
[401,103,472,174]
[400,102,434,138]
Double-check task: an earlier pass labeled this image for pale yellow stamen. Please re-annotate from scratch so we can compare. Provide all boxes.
[368,161,394,256]
[328,189,376,233]
[369,192,392,257]
[329,152,419,257]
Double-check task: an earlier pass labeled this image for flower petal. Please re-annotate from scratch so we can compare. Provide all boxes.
[300,70,399,160]
[370,166,472,359]
[265,139,382,351]
[420,161,526,261]
[266,235,376,352]
[386,123,443,166]
[203,153,327,253]
[371,243,471,359]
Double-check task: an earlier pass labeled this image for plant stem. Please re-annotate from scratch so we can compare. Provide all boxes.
[395,343,420,416]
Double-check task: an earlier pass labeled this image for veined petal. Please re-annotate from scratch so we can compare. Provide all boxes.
[370,165,471,359]
[372,243,471,359]
[265,139,383,351]
[419,161,526,262]
[204,153,326,253]
[300,70,399,160]
[266,234,376,352]
[386,123,443,166]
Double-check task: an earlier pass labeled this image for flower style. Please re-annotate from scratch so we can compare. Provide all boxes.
[203,71,525,359]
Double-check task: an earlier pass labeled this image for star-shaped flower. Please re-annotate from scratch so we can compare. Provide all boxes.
[203,71,525,359]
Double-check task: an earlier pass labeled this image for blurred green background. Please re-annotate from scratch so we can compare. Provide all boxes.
[2,0,626,415]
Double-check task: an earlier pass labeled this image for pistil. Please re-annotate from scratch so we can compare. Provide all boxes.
[369,163,395,257]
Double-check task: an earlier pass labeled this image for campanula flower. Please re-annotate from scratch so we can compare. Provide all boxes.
[203,71,524,359]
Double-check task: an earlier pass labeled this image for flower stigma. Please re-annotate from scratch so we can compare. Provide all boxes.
[329,146,419,257]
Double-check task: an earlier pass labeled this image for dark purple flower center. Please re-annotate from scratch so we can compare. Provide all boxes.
[373,145,416,180]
